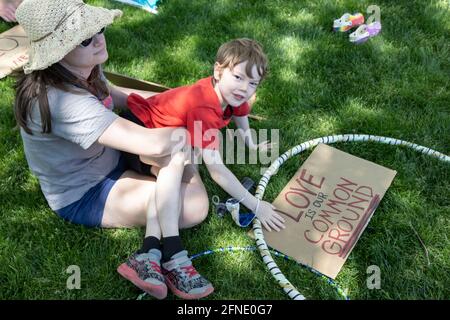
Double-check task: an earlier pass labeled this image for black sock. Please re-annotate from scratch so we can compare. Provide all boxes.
[137,236,161,254]
[162,236,184,262]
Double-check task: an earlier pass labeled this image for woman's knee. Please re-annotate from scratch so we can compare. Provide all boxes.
[102,170,155,228]
[180,184,209,229]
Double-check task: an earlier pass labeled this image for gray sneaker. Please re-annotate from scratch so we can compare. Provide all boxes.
[162,250,214,299]
[117,249,167,299]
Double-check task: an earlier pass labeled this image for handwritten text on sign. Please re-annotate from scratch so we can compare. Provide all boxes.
[263,144,396,279]
[277,169,380,258]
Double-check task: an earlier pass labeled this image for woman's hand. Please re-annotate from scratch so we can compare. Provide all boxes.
[255,201,286,232]
[0,0,19,22]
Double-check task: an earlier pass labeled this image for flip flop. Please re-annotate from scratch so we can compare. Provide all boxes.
[333,13,365,32]
[212,176,257,226]
[349,21,382,44]
[366,21,382,36]
[349,24,370,43]
[225,198,256,228]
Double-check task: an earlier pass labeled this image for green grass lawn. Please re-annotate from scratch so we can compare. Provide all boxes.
[0,0,449,300]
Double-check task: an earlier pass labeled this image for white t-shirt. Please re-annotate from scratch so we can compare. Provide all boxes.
[20,85,120,211]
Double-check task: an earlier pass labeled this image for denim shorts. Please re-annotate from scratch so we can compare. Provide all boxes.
[55,156,127,228]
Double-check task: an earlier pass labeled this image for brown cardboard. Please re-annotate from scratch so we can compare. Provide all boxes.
[103,70,169,92]
[0,25,29,79]
[263,144,396,279]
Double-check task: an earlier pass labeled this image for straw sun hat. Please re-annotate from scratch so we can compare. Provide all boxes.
[16,0,122,74]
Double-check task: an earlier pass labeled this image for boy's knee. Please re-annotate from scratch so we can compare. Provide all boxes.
[171,150,188,165]
[169,145,191,167]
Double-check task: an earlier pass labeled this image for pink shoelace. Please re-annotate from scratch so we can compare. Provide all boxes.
[149,261,162,274]
[181,265,198,278]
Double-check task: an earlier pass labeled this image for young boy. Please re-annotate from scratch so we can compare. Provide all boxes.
[118,38,285,300]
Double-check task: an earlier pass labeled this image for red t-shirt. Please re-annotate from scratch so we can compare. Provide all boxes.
[127,76,250,149]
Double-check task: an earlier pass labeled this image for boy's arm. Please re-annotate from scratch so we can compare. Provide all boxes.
[201,148,285,232]
[232,115,254,148]
[202,147,257,209]
[233,115,275,152]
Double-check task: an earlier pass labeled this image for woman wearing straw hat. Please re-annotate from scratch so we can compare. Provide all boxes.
[14,0,213,299]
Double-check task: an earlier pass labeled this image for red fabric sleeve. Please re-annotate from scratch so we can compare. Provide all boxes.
[231,102,250,117]
[127,93,154,128]
[186,108,223,150]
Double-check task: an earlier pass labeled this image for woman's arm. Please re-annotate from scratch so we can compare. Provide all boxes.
[98,117,187,159]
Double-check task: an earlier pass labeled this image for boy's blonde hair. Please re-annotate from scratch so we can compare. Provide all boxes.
[215,38,268,80]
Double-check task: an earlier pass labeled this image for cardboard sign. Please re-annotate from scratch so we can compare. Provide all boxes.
[103,70,169,92]
[263,144,396,279]
[0,25,29,79]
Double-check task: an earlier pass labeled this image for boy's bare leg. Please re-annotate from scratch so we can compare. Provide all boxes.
[114,150,186,301]
[138,148,206,237]
[150,150,213,298]
[154,151,187,238]
[143,147,200,184]
[144,186,160,238]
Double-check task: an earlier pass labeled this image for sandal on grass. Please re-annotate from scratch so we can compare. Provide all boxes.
[349,21,381,44]
[333,13,364,32]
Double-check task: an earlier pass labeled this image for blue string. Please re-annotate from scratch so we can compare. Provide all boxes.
[190,246,349,300]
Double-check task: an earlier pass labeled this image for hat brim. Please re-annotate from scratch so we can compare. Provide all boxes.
[23,4,122,74]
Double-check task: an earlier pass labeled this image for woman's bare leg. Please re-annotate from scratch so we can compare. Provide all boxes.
[101,168,208,230]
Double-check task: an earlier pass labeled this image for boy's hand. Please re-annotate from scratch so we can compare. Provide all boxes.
[248,93,256,109]
[256,201,286,232]
[249,140,277,152]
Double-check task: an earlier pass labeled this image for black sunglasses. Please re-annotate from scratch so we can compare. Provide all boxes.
[79,27,105,48]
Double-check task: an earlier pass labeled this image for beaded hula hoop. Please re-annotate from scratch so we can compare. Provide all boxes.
[189,246,349,300]
[251,134,449,300]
